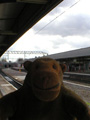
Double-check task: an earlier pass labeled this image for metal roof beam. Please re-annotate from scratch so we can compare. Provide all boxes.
[0,0,48,4]
[17,0,48,4]
[0,30,17,35]
[0,44,7,46]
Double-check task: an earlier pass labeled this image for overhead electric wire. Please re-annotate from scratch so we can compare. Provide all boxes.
[35,0,80,35]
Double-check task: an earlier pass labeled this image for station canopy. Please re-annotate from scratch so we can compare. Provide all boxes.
[0,0,63,57]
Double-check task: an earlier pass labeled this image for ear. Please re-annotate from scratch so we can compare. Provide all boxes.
[60,64,67,73]
[24,61,32,71]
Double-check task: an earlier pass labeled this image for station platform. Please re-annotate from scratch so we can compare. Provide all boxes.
[2,68,27,84]
[0,67,26,97]
[0,74,17,98]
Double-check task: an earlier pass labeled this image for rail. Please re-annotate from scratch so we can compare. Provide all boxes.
[64,72,90,84]
[11,67,90,84]
[0,69,22,89]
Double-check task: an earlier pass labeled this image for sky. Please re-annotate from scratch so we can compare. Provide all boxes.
[2,0,90,60]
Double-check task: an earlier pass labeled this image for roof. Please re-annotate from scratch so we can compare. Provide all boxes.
[0,0,63,57]
[48,47,90,60]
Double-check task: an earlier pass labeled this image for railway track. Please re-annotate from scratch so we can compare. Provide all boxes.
[3,68,90,88]
[0,68,90,107]
[11,67,90,84]
[0,69,22,89]
[64,72,90,84]
[1,68,90,90]
[1,67,90,87]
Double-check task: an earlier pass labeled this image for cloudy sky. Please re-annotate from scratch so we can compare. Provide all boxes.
[3,0,90,60]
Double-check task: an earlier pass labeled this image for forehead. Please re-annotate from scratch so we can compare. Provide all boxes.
[34,58,56,63]
[32,58,60,68]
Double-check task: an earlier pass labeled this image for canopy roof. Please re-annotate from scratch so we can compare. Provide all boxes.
[0,0,63,56]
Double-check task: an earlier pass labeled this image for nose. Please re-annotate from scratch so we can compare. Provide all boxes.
[42,76,49,89]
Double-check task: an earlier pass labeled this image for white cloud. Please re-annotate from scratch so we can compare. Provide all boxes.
[7,0,90,60]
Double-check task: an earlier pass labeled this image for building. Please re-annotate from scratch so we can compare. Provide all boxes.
[48,47,90,73]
